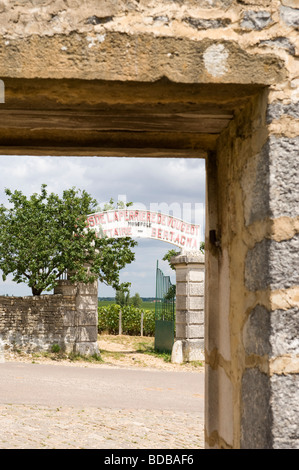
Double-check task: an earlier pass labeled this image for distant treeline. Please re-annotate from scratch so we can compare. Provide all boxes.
[98,297,156,302]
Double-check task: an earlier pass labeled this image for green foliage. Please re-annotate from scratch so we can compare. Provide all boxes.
[163,242,205,271]
[0,185,137,295]
[98,304,155,336]
[95,198,133,212]
[51,343,61,353]
[162,249,180,270]
[129,292,143,308]
[115,286,130,307]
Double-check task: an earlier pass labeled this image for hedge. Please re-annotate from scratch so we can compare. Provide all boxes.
[98,304,155,336]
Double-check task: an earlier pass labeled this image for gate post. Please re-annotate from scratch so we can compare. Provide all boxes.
[171,252,205,363]
[54,275,99,356]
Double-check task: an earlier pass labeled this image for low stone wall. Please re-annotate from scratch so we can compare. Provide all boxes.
[0,280,99,356]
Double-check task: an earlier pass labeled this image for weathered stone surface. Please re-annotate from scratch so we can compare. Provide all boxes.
[0,279,99,355]
[241,369,272,449]
[280,5,299,29]
[243,305,271,356]
[270,307,299,356]
[243,137,299,224]
[281,0,299,7]
[0,33,286,86]
[183,17,231,30]
[271,374,299,448]
[267,137,299,218]
[267,101,299,122]
[74,341,100,356]
[241,10,273,30]
[189,282,204,296]
[245,235,299,291]
[243,305,299,357]
[259,37,296,56]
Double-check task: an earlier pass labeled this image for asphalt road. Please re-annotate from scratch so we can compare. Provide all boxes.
[0,362,205,449]
[0,362,204,413]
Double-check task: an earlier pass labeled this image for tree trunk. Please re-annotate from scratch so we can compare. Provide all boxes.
[32,287,42,296]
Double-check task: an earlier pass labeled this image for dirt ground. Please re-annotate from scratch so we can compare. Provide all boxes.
[4,334,204,373]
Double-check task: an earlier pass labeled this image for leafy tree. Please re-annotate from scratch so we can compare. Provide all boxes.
[115,285,130,307]
[95,198,133,212]
[0,185,137,296]
[163,242,205,270]
[162,249,180,270]
[130,292,143,308]
[164,284,176,301]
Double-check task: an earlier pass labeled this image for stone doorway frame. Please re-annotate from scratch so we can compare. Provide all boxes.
[0,45,296,448]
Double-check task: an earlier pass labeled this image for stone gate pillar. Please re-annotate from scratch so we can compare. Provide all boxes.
[170,252,205,364]
[54,277,99,356]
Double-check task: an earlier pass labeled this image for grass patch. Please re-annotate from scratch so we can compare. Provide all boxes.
[189,360,204,368]
[99,350,125,361]
[68,352,103,363]
[135,341,171,363]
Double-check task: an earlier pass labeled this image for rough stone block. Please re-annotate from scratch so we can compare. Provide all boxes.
[241,10,273,30]
[241,368,272,449]
[268,137,299,219]
[176,323,189,339]
[260,38,296,56]
[171,340,184,364]
[280,5,299,29]
[188,324,204,339]
[176,310,203,325]
[243,305,271,356]
[175,268,189,282]
[189,270,205,282]
[77,281,98,296]
[189,282,204,296]
[176,282,188,296]
[189,296,204,310]
[245,235,299,291]
[54,282,77,296]
[77,326,98,342]
[74,341,100,357]
[76,295,98,310]
[175,295,188,310]
[183,17,231,30]
[182,339,205,362]
[242,137,299,224]
[270,307,299,356]
[62,310,77,327]
[267,101,299,122]
[271,374,299,448]
[76,309,98,326]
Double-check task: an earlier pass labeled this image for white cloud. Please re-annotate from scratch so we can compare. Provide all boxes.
[0,155,205,297]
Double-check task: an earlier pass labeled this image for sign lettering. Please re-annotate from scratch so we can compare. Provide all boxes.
[87,210,200,251]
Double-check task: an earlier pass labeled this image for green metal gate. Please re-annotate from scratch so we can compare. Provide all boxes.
[154,261,175,353]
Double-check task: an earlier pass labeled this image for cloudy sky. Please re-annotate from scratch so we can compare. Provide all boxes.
[0,155,206,298]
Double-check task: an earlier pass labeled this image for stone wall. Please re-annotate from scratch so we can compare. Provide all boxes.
[0,0,298,451]
[0,280,99,356]
[205,88,299,449]
[0,0,293,85]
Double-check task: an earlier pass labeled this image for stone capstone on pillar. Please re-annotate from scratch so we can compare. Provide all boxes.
[170,251,205,364]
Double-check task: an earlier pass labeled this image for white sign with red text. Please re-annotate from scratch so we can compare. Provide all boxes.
[86,209,200,251]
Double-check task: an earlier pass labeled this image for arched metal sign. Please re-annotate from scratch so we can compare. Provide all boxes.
[87,209,200,251]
